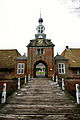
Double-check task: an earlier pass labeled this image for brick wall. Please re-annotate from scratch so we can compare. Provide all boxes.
[68,68,80,78]
[0,70,15,79]
[15,60,27,78]
[55,60,69,78]
[27,47,55,78]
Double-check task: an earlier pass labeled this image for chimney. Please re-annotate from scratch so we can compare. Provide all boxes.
[24,53,26,56]
[66,46,69,50]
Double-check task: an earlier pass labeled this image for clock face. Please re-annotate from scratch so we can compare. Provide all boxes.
[39,39,42,43]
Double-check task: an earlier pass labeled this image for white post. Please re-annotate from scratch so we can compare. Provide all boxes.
[25,75,27,84]
[52,74,54,81]
[62,78,65,90]
[76,84,80,104]
[1,83,6,103]
[18,78,20,89]
[56,75,58,84]
[28,74,30,81]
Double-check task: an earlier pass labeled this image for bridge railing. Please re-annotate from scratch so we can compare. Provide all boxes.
[63,79,76,97]
[0,80,17,104]
[0,75,30,104]
[55,76,80,104]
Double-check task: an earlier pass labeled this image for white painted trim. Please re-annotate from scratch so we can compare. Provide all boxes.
[58,63,65,74]
[17,63,25,74]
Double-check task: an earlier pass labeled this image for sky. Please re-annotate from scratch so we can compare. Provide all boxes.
[0,0,80,56]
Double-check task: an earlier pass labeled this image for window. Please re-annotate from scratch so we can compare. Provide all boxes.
[58,63,65,74]
[37,49,44,55]
[41,49,43,55]
[17,63,24,74]
[37,49,40,55]
[38,26,44,33]
[76,70,80,75]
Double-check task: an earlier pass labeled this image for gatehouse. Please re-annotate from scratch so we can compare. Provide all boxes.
[27,16,55,78]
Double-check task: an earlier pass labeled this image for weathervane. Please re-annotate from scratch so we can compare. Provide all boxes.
[40,8,41,18]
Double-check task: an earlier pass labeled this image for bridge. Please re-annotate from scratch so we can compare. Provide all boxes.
[0,78,80,120]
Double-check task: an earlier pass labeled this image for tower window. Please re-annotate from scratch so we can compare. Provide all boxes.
[37,49,44,55]
[17,63,24,74]
[37,49,40,55]
[41,49,43,54]
[37,25,45,34]
[58,63,65,74]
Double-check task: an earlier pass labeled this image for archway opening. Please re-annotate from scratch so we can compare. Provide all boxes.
[34,60,48,78]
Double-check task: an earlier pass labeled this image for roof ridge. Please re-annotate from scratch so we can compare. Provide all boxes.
[70,48,80,50]
[0,49,17,50]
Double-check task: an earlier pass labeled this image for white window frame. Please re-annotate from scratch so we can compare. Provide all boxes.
[58,63,65,74]
[76,70,80,75]
[17,63,25,74]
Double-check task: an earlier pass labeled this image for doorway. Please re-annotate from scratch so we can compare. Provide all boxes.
[34,60,48,78]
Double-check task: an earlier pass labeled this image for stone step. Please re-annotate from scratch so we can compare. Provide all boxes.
[4,104,75,108]
[0,114,75,120]
[31,78,49,80]
[7,98,72,103]
[1,108,79,115]
[0,78,80,120]
[8,101,74,105]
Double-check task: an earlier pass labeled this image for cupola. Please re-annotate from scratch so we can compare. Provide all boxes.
[35,13,46,39]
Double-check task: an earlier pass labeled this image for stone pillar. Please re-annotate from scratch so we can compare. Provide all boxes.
[62,78,65,90]
[18,78,20,89]
[76,84,80,104]
[52,74,54,81]
[1,83,6,103]
[25,75,27,84]
[56,75,58,84]
[28,74,30,81]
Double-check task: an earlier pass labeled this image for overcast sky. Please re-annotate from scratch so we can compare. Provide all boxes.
[0,0,80,56]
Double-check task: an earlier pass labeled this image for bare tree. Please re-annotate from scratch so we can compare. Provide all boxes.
[58,0,80,16]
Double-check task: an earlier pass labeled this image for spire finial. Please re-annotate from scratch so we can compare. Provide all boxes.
[38,9,43,23]
[40,8,41,18]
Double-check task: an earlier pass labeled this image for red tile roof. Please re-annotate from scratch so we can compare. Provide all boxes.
[0,49,21,69]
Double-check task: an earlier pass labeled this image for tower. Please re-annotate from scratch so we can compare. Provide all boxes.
[27,15,55,78]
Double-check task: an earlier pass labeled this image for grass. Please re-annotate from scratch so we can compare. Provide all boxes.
[36,72,45,74]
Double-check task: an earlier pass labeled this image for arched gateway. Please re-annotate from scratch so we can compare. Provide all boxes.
[34,60,48,78]
[27,15,55,78]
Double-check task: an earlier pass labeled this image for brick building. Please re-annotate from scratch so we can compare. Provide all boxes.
[15,54,27,78]
[55,46,80,78]
[0,49,21,79]
[27,16,55,78]
[0,17,80,80]
[61,46,80,78]
[54,53,69,78]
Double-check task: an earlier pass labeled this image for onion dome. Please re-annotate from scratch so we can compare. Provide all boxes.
[38,17,43,24]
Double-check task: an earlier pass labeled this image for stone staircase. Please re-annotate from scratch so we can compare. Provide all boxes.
[0,78,80,120]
